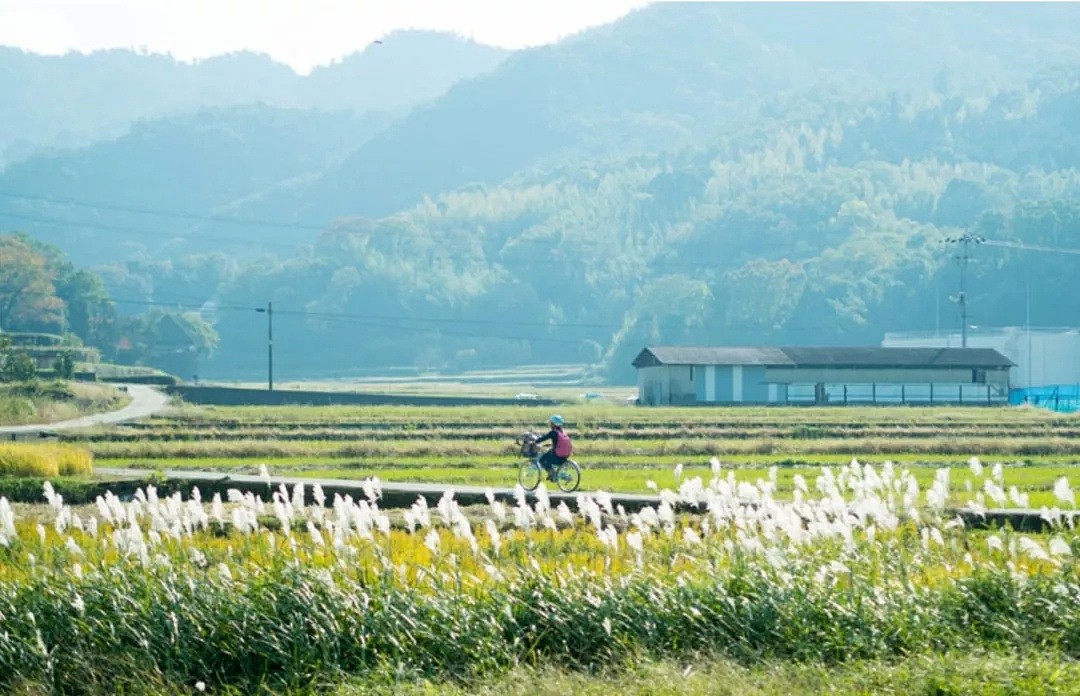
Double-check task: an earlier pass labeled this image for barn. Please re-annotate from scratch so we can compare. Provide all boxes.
[632,346,1013,406]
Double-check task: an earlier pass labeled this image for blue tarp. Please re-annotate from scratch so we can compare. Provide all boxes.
[1009,385,1080,413]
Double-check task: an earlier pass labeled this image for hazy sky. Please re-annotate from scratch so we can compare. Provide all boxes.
[0,0,655,73]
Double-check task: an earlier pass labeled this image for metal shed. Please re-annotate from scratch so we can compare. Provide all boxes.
[632,345,1013,405]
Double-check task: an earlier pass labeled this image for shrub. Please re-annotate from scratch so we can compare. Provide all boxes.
[0,351,37,382]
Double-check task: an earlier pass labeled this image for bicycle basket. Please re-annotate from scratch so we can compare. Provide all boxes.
[518,431,539,457]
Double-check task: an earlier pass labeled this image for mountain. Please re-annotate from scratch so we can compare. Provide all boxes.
[239,2,1080,227]
[0,32,508,166]
[193,70,1080,381]
[298,31,510,114]
[0,105,389,263]
[4,3,1080,380]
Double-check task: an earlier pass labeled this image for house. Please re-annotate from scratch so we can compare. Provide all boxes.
[632,345,1014,405]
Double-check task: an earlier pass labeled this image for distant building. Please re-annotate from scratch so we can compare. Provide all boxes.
[1,332,97,371]
[883,327,1080,389]
[632,345,1013,406]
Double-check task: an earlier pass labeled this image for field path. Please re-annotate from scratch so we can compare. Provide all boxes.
[0,385,169,435]
[95,465,662,507]
[85,466,1073,531]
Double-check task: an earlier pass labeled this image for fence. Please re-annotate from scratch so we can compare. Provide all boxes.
[785,382,1007,406]
[1009,385,1080,413]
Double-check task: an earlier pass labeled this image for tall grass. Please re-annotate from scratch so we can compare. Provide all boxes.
[0,459,1077,692]
[0,443,94,477]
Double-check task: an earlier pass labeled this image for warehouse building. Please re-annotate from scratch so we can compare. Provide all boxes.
[632,346,1013,406]
[883,326,1080,389]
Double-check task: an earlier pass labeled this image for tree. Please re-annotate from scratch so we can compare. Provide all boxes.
[55,351,75,380]
[0,234,64,333]
[1,351,38,382]
[55,268,118,351]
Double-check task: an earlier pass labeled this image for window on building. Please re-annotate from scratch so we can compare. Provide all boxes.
[689,366,694,380]
[972,369,986,384]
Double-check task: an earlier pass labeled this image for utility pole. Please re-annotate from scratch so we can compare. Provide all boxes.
[255,302,273,391]
[944,231,984,348]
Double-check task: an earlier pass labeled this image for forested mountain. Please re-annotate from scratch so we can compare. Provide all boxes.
[0,106,389,263]
[0,31,507,165]
[242,2,1080,226]
[189,71,1080,381]
[3,3,1080,382]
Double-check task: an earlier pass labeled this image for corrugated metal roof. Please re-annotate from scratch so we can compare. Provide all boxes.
[634,346,793,367]
[633,345,1014,368]
[778,347,1014,368]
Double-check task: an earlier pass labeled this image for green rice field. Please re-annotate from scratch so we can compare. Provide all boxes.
[61,402,1080,508]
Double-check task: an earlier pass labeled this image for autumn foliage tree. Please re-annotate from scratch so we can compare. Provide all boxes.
[0,233,117,351]
[0,234,65,333]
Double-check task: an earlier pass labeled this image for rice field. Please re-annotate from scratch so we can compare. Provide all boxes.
[59,402,1080,508]
[0,442,94,477]
[1,460,1078,693]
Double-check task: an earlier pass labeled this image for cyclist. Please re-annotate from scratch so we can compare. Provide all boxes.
[534,414,572,481]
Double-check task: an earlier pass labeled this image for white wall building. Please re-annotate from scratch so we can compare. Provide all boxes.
[633,346,1013,406]
[883,327,1080,389]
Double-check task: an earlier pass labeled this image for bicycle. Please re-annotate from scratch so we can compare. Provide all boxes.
[515,431,581,493]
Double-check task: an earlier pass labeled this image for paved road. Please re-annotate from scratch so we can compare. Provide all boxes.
[0,385,169,435]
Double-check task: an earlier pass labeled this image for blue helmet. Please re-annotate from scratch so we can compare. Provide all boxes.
[549,414,564,426]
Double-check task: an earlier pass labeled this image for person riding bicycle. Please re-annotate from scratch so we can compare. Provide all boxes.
[534,414,573,481]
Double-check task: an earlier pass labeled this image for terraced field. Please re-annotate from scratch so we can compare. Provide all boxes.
[63,402,1080,507]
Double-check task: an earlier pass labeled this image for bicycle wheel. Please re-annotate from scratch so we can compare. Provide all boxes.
[519,459,542,491]
[555,459,581,493]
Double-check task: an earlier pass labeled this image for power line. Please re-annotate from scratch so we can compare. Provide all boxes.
[106,297,609,345]
[277,307,613,329]
[109,296,615,330]
[937,232,1080,348]
[943,232,983,348]
[0,210,304,250]
[0,189,741,267]
[0,205,731,275]
[11,186,1080,265]
[284,312,596,346]
[0,190,330,234]
[980,239,1080,256]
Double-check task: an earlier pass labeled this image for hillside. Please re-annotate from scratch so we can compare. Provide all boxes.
[0,105,389,263]
[0,31,508,166]
[239,2,1080,227]
[185,70,1080,381]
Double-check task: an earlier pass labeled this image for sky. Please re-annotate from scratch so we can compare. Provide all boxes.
[0,0,655,73]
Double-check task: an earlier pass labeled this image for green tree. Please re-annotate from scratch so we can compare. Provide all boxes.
[55,351,75,380]
[55,268,118,351]
[0,234,64,333]
[1,351,38,382]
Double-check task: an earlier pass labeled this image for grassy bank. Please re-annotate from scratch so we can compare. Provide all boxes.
[0,381,128,426]
[337,651,1080,696]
